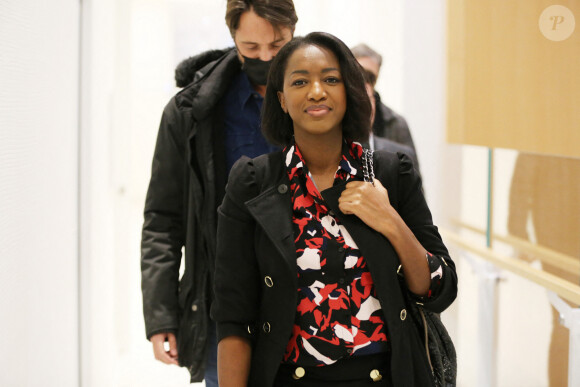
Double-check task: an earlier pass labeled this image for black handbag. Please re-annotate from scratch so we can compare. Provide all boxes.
[407,303,457,387]
[362,149,457,387]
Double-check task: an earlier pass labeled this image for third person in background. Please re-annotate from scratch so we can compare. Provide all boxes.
[351,43,419,174]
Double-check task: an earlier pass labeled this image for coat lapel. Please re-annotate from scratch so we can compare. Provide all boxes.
[245,180,297,273]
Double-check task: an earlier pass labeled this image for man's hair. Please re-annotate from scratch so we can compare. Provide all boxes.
[225,0,298,38]
[262,32,372,147]
[350,43,383,69]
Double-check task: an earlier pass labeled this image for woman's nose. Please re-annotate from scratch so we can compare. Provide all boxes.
[308,81,326,101]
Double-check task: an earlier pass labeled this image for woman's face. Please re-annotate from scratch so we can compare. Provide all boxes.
[277,44,347,141]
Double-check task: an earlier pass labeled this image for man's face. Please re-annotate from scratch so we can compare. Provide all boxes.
[234,10,293,63]
[356,56,380,81]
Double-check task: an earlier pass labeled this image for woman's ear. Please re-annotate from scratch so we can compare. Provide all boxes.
[277,91,288,113]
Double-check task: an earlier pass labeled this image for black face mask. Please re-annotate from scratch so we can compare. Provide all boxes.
[241,55,273,86]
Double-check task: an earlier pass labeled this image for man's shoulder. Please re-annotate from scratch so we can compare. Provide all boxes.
[372,91,416,151]
[174,47,236,87]
[173,48,240,115]
[376,99,406,125]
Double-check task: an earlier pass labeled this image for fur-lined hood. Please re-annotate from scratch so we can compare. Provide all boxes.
[174,48,236,87]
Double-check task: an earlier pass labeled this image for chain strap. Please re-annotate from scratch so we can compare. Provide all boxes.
[362,148,375,186]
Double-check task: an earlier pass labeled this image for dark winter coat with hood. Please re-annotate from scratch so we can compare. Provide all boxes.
[141,47,239,382]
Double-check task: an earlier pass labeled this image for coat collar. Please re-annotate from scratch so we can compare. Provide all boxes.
[175,47,234,88]
[176,49,241,120]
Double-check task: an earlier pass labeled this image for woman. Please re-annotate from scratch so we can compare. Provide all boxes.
[211,32,457,387]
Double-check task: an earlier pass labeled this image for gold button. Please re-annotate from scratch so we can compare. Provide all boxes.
[370,369,383,382]
[400,308,407,321]
[264,276,274,287]
[293,367,305,380]
[191,304,198,312]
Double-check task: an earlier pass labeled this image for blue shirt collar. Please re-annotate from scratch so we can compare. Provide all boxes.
[231,70,262,108]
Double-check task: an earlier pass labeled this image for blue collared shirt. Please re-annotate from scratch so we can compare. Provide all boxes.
[222,71,279,174]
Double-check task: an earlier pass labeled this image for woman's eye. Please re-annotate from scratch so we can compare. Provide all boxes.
[291,79,306,86]
[325,77,341,84]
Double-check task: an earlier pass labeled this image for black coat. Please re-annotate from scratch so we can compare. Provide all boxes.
[141,47,240,382]
[372,92,417,155]
[212,150,458,387]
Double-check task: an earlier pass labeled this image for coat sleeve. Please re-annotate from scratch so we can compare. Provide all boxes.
[390,114,416,155]
[211,157,262,344]
[390,152,458,313]
[141,97,189,339]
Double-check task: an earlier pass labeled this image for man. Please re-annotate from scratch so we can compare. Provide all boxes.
[361,66,421,176]
[351,43,418,159]
[140,1,297,385]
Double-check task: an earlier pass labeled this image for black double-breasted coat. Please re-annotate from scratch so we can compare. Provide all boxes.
[212,150,458,387]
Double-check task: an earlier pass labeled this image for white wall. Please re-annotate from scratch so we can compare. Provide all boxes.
[402,0,462,225]
[0,1,80,385]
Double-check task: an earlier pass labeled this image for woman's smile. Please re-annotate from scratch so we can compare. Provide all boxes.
[305,104,331,117]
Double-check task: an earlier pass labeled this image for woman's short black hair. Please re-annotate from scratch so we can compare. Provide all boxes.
[261,32,372,147]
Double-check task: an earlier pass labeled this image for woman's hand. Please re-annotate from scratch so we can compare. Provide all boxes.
[339,178,431,296]
[338,179,396,235]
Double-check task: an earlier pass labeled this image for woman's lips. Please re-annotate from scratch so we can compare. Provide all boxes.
[305,105,331,117]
